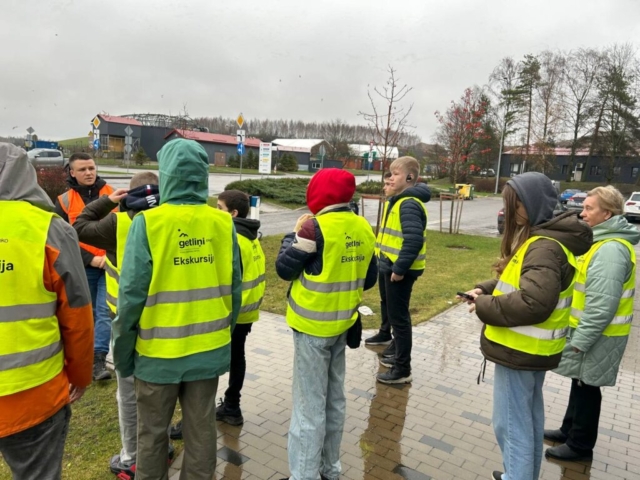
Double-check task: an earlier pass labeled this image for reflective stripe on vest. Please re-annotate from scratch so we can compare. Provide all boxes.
[484,236,578,357]
[569,238,636,336]
[105,212,132,314]
[58,186,115,257]
[237,235,266,324]
[135,204,234,359]
[287,211,375,337]
[375,197,427,270]
[0,201,64,396]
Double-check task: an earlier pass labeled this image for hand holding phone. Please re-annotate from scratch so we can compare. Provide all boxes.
[457,291,476,302]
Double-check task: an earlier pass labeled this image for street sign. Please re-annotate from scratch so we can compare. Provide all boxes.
[236,129,246,143]
[259,143,272,174]
[124,125,133,136]
[92,117,101,129]
[237,143,245,155]
[125,136,132,145]
[124,144,132,154]
[27,127,35,134]
[93,139,100,150]
[236,113,245,128]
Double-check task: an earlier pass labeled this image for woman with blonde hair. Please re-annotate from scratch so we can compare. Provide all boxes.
[545,185,639,462]
[461,172,591,480]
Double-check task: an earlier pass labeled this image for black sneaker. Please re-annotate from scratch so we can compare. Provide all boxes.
[376,367,412,384]
[216,398,244,426]
[543,429,568,443]
[169,420,182,440]
[109,455,135,479]
[491,472,503,480]
[93,353,112,381]
[381,340,396,357]
[379,356,395,368]
[364,332,392,346]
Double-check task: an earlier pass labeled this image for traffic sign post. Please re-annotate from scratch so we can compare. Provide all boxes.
[236,113,246,180]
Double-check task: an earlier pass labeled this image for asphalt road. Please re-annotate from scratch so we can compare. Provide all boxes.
[258,196,503,237]
[100,168,503,238]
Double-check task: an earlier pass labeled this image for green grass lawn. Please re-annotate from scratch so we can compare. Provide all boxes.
[0,230,499,480]
[261,231,501,329]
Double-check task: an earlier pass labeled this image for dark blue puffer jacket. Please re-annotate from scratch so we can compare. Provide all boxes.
[379,182,431,278]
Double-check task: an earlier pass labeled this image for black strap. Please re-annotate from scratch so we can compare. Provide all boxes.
[476,358,487,385]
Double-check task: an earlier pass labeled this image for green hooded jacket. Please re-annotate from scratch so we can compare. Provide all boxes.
[553,215,639,386]
[112,139,242,383]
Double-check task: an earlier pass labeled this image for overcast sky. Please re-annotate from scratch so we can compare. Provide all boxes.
[1,0,639,141]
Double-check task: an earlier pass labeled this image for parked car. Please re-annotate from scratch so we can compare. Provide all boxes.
[566,192,587,212]
[497,201,567,234]
[479,168,496,177]
[559,189,582,204]
[624,192,640,222]
[27,148,67,168]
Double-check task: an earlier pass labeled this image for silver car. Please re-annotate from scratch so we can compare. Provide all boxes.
[27,148,67,168]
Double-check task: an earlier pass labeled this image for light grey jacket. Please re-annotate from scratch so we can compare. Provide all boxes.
[553,215,639,386]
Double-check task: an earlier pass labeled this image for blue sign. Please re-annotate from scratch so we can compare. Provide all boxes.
[237,143,245,155]
[93,139,100,150]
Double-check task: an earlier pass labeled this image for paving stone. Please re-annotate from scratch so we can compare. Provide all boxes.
[163,296,640,480]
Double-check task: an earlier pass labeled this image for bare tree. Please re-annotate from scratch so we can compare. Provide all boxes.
[358,66,414,233]
[562,48,602,181]
[489,56,522,191]
[588,44,640,183]
[359,66,414,178]
[534,50,566,144]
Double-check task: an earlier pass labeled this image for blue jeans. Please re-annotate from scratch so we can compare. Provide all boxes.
[288,331,347,480]
[0,405,71,480]
[493,364,546,480]
[85,266,111,354]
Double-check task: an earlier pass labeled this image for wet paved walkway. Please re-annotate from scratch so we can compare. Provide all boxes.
[168,297,640,480]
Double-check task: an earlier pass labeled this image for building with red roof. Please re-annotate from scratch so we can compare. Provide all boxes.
[164,129,261,166]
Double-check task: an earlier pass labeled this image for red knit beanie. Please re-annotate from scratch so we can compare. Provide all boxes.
[306,168,356,214]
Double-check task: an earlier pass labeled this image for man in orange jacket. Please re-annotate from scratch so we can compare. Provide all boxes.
[55,152,114,381]
[0,143,94,479]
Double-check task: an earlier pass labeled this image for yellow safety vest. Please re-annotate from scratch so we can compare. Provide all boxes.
[237,234,266,324]
[0,201,64,396]
[485,236,578,356]
[375,197,427,271]
[104,212,132,314]
[570,239,635,337]
[287,211,375,337]
[135,204,234,359]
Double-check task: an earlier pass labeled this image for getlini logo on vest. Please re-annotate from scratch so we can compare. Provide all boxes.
[174,230,214,266]
[0,259,14,274]
[342,232,365,263]
[252,242,262,262]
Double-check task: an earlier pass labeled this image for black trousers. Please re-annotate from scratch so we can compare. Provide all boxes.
[224,322,253,408]
[378,270,416,374]
[560,378,602,453]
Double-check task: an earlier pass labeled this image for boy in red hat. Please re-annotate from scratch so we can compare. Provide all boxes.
[276,168,377,480]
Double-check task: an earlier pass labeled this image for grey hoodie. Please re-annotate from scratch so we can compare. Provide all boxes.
[507,172,558,226]
[0,143,55,208]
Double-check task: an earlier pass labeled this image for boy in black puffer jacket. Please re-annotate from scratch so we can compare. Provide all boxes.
[365,156,431,384]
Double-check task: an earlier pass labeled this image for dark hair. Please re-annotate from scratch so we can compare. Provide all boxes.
[218,190,250,218]
[69,152,93,166]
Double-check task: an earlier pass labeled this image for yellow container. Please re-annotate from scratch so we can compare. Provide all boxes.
[455,184,475,200]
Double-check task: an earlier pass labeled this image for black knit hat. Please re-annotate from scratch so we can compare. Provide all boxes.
[120,184,160,212]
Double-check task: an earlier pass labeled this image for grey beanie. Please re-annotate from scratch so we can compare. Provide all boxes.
[506,172,558,226]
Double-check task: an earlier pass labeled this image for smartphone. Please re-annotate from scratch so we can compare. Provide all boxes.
[457,291,475,302]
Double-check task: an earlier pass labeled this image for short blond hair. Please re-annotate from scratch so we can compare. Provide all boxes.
[130,171,159,189]
[587,185,624,216]
[389,156,419,183]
